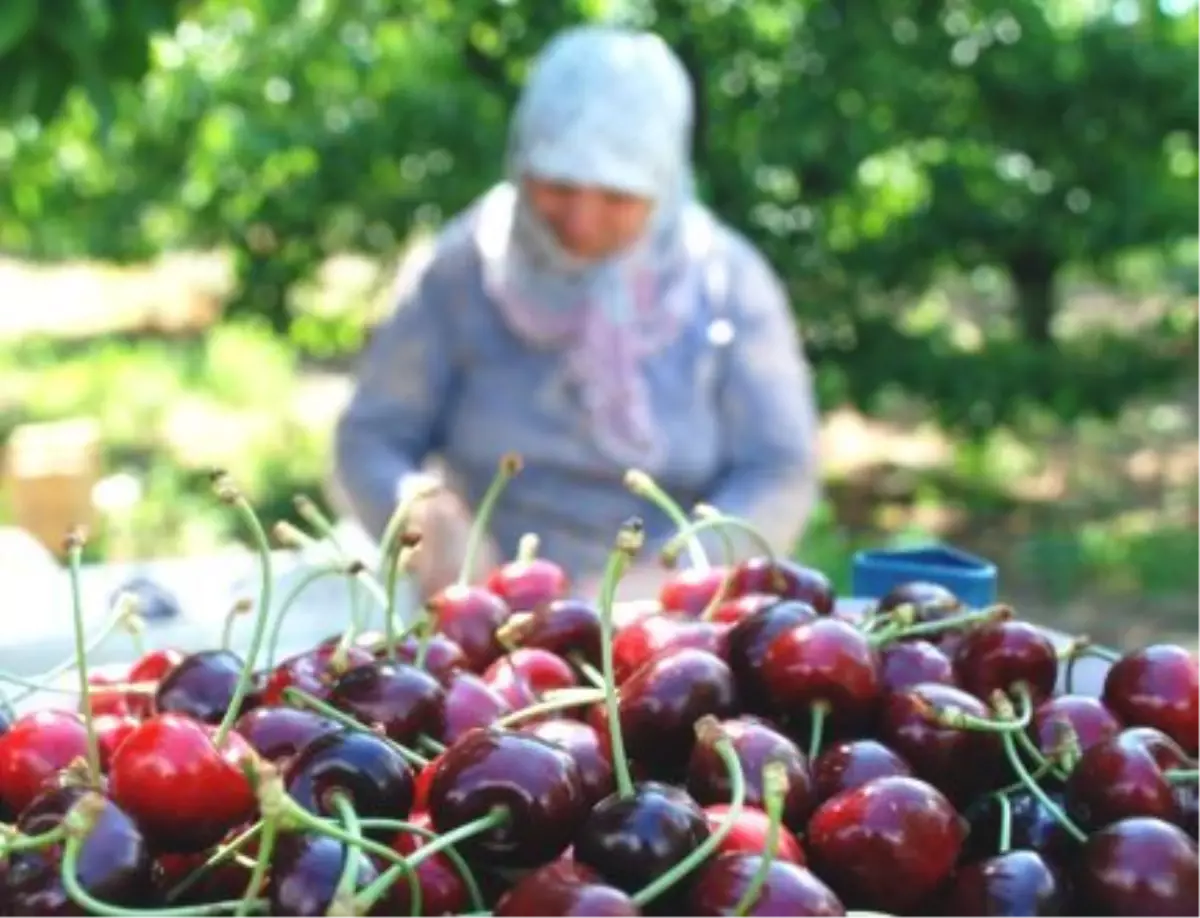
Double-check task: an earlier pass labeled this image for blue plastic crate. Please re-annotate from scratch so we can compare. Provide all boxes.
[851,543,998,608]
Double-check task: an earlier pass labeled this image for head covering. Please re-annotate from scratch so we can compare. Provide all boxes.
[472,24,716,470]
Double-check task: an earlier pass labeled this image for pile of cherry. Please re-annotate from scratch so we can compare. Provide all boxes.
[0,465,1196,917]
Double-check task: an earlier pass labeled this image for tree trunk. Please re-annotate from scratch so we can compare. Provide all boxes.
[1008,250,1059,346]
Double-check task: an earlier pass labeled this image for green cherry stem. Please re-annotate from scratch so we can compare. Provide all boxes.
[693,504,737,621]
[211,473,274,750]
[632,719,746,907]
[1166,769,1200,782]
[869,605,1012,648]
[660,513,776,573]
[328,793,366,917]
[491,688,608,729]
[418,734,446,755]
[221,599,253,653]
[0,824,67,858]
[599,518,645,800]
[807,702,829,761]
[282,688,428,768]
[293,495,347,556]
[355,818,485,912]
[65,529,102,785]
[234,820,275,918]
[995,792,1014,855]
[377,478,440,587]
[918,690,1033,734]
[352,807,510,914]
[732,761,789,916]
[456,453,523,588]
[624,469,709,570]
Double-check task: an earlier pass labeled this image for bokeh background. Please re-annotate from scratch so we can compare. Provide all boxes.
[1,0,1196,649]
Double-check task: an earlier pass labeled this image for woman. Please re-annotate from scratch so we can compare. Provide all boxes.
[333,24,821,602]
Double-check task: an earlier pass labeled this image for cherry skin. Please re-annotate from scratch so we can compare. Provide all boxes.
[88,672,134,717]
[483,647,578,711]
[268,831,399,916]
[1102,644,1199,756]
[1030,694,1122,758]
[263,644,375,707]
[0,711,90,814]
[811,739,913,803]
[125,647,186,717]
[761,618,881,735]
[615,647,739,781]
[154,649,247,724]
[440,670,512,745]
[687,717,816,831]
[412,753,441,813]
[879,682,1004,806]
[611,614,730,684]
[328,661,445,746]
[708,592,779,626]
[688,854,845,917]
[500,598,603,669]
[154,841,253,907]
[1065,726,1188,831]
[95,714,140,771]
[727,557,835,614]
[702,804,806,864]
[952,620,1059,705]
[494,859,639,916]
[428,584,512,671]
[806,775,966,912]
[485,554,569,613]
[659,566,730,617]
[878,639,956,693]
[390,811,470,917]
[522,719,616,808]
[232,706,341,766]
[428,727,586,868]
[963,788,1078,866]
[939,850,1066,917]
[109,713,256,853]
[877,581,961,636]
[724,600,819,711]
[1075,817,1198,916]
[286,729,415,830]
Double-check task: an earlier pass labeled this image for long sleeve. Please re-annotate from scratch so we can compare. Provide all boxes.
[333,247,459,542]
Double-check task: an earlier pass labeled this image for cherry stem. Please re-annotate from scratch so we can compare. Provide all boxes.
[692,505,737,621]
[221,599,253,653]
[516,532,540,563]
[0,671,156,696]
[352,807,511,913]
[661,513,774,572]
[283,687,428,768]
[571,654,607,689]
[293,494,346,556]
[599,519,645,800]
[1166,769,1200,782]
[211,475,275,750]
[356,817,485,912]
[492,688,608,729]
[328,792,366,917]
[65,531,102,786]
[808,702,828,761]
[378,487,438,662]
[329,562,391,672]
[922,694,1032,734]
[235,819,275,918]
[456,454,522,588]
[0,824,66,858]
[869,605,1009,648]
[265,563,347,668]
[166,823,262,903]
[1060,637,1118,694]
[994,792,1014,854]
[624,469,709,570]
[418,734,446,755]
[632,721,746,907]
[732,761,789,916]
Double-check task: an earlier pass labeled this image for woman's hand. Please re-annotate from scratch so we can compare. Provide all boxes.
[405,489,501,599]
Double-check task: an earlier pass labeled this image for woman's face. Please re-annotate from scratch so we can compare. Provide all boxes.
[524,177,654,261]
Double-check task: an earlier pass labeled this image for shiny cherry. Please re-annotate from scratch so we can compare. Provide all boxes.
[88,672,134,717]
[726,601,820,711]
[702,804,805,864]
[940,850,1065,916]
[286,729,415,828]
[494,859,639,916]
[688,854,845,916]
[233,705,340,766]
[486,552,569,613]
[953,620,1059,704]
[328,661,445,746]
[388,632,469,684]
[268,831,399,916]
[109,713,256,852]
[154,649,247,724]
[428,727,586,867]
[263,644,375,707]
[523,719,615,808]
[390,811,470,916]
[708,592,780,626]
[483,647,578,711]
[1065,726,1188,831]
[811,739,913,803]
[125,647,186,717]
[687,717,815,830]
[806,775,965,912]
[1075,817,1198,916]
[0,710,90,814]
[95,714,139,771]
[879,639,956,692]
[727,557,835,614]
[428,584,511,671]
[1030,694,1122,758]
[878,581,961,635]
[611,614,730,684]
[1102,644,1199,756]
[658,566,730,617]
[440,669,512,745]
[500,598,604,668]
[879,682,1004,805]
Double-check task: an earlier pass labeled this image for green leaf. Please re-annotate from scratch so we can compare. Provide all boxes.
[0,0,37,57]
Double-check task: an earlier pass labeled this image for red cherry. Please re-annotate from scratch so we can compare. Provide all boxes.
[486,556,569,613]
[877,581,961,640]
[726,601,820,711]
[500,599,604,669]
[1076,817,1198,916]
[658,567,730,616]
[707,593,779,626]
[389,633,469,685]
[688,854,844,916]
[878,639,956,693]
[429,585,512,671]
[611,614,730,684]
[494,859,638,916]
[95,714,139,771]
[726,558,835,614]
[521,719,615,809]
[811,739,913,803]
[440,670,512,745]
[1029,694,1122,758]
[702,804,805,864]
[126,647,186,717]
[413,753,442,813]
[109,713,256,852]
[88,673,133,717]
[1102,644,1199,756]
[0,711,90,814]
[1065,727,1189,831]
[483,648,578,711]
[952,620,1059,705]
[263,644,374,707]
[390,811,470,916]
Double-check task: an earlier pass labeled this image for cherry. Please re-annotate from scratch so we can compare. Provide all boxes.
[440,670,512,745]
[939,850,1066,916]
[388,633,468,684]
[483,647,578,710]
[688,854,845,916]
[485,546,569,614]
[878,639,956,692]
[328,661,446,746]
[879,682,1005,805]
[268,831,398,916]
[390,811,470,916]
[726,557,835,614]
[493,859,639,916]
[233,706,341,766]
[499,599,603,669]
[963,789,1078,866]
[707,592,779,626]
[1075,817,1198,916]
[1030,694,1122,758]
[725,601,820,711]
[428,585,511,671]
[806,775,965,912]
[877,580,961,636]
[428,727,586,867]
[154,649,248,724]
[1065,726,1188,831]
[286,729,415,829]
[263,644,375,707]
[125,647,186,718]
[952,620,1059,704]
[702,804,805,864]
[109,713,256,852]
[413,753,441,813]
[611,614,730,684]
[0,710,90,814]
[687,717,816,830]
[811,739,913,803]
[614,647,738,781]
[88,673,134,717]
[1102,644,1199,756]
[760,618,881,753]
[658,567,730,617]
[95,714,139,771]
[153,829,256,906]
[18,784,91,833]
[523,719,616,808]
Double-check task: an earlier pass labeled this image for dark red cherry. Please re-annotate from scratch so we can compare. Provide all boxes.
[806,776,965,912]
[708,593,780,626]
[1102,644,1199,756]
[483,647,578,711]
[611,614,730,684]
[726,601,820,711]
[0,712,90,814]
[154,650,248,724]
[96,714,139,771]
[1075,817,1198,916]
[500,599,603,669]
[125,647,186,718]
[485,554,569,613]
[659,566,730,617]
[285,729,415,830]
[523,719,615,808]
[688,854,845,916]
[940,850,1066,916]
[811,739,913,803]
[440,670,512,745]
[233,706,340,766]
[727,557,835,614]
[428,727,586,868]
[877,581,961,636]
[428,585,511,671]
[389,811,470,916]
[494,859,639,916]
[1065,727,1188,831]
[702,804,806,864]
[268,831,399,916]
[388,633,469,684]
[1029,694,1121,759]
[952,620,1059,705]
[264,644,375,707]
[328,661,445,746]
[879,640,956,692]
